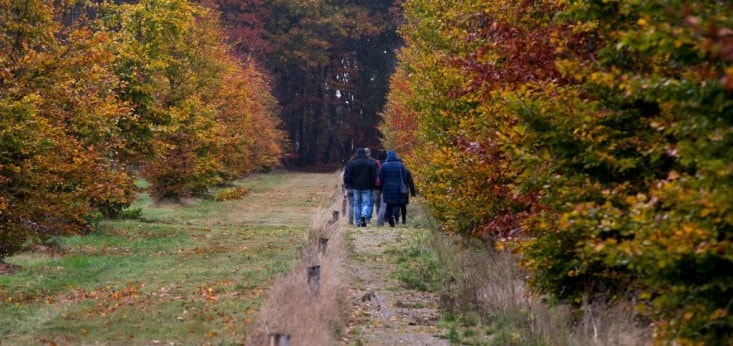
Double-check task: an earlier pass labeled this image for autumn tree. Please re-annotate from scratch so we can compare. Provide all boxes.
[213,57,284,181]
[1,0,285,260]
[0,0,136,257]
[519,1,733,342]
[383,0,733,343]
[105,0,285,200]
[214,0,271,57]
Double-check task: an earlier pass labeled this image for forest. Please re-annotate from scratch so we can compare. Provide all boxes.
[215,0,403,166]
[1,0,403,256]
[0,0,286,256]
[1,0,732,344]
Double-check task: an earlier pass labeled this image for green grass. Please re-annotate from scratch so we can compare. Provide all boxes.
[0,172,336,345]
[386,231,445,293]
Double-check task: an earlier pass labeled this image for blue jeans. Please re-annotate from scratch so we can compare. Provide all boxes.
[371,189,381,220]
[376,191,387,226]
[352,189,373,223]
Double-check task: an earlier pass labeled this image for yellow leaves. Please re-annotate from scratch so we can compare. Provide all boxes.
[721,66,733,91]
[199,287,218,302]
[683,312,695,322]
[710,309,728,320]
[593,242,605,252]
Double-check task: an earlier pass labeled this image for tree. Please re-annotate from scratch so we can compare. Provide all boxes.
[0,0,286,260]
[216,0,402,166]
[107,0,285,200]
[382,0,733,343]
[0,0,136,257]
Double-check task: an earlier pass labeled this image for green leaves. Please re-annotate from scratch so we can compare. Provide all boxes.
[107,0,284,201]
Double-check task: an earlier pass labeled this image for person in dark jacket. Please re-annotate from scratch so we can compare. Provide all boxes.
[395,165,417,224]
[378,150,414,227]
[343,148,378,227]
[364,148,381,220]
[375,150,389,226]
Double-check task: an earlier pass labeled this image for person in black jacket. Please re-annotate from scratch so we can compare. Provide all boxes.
[343,148,378,227]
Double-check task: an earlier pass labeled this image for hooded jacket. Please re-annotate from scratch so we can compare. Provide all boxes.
[379,150,410,204]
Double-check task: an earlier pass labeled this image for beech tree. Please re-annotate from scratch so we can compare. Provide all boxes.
[105,0,285,200]
[382,0,733,343]
[1,0,135,257]
[1,0,285,259]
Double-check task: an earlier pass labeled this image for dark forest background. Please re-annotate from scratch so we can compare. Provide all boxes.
[215,0,404,167]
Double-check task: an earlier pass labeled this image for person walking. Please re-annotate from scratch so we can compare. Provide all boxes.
[364,148,381,222]
[395,163,417,224]
[379,150,410,227]
[375,150,389,226]
[343,148,378,227]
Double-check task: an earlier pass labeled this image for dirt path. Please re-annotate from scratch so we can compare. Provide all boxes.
[344,225,448,345]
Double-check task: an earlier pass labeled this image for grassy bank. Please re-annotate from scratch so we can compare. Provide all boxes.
[0,172,336,345]
[383,200,650,346]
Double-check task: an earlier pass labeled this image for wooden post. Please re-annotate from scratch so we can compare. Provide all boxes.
[268,333,291,346]
[307,265,320,295]
[318,238,328,255]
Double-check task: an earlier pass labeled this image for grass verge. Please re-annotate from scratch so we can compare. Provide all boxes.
[387,200,650,346]
[246,175,349,345]
[0,172,334,345]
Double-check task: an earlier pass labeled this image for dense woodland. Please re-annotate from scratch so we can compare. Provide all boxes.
[215,0,403,166]
[1,0,404,257]
[1,0,732,344]
[380,0,732,344]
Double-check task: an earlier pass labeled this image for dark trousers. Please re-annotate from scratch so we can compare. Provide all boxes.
[392,204,407,224]
[398,204,407,224]
[382,201,400,226]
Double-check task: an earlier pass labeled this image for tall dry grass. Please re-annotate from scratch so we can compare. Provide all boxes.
[246,176,349,345]
[408,202,650,345]
[453,242,649,345]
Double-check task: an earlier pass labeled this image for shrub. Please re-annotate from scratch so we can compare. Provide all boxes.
[212,187,250,201]
[118,208,143,220]
[0,221,27,260]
